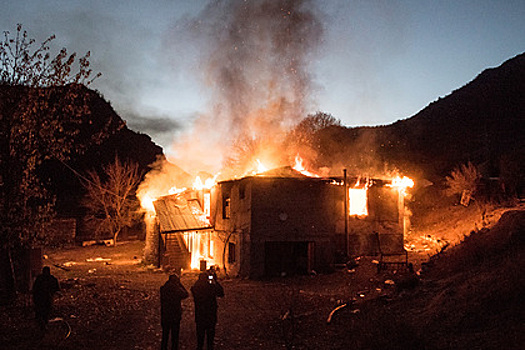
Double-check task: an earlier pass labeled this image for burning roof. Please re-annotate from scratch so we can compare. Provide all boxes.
[153,195,211,233]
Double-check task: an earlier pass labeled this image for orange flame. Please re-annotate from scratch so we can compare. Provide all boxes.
[387,176,414,195]
[168,186,187,196]
[256,159,268,174]
[193,175,218,190]
[292,155,319,177]
[140,194,157,213]
[349,177,370,216]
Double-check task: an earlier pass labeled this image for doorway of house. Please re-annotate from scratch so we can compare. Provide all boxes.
[264,241,313,277]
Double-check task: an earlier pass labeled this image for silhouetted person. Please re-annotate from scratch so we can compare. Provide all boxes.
[32,266,60,331]
[191,271,224,350]
[161,274,189,350]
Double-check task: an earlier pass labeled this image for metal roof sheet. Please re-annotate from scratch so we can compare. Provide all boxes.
[153,195,210,233]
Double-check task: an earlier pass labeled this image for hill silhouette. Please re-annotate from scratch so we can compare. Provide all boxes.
[36,86,164,217]
[20,52,525,226]
[40,52,525,215]
[316,52,525,186]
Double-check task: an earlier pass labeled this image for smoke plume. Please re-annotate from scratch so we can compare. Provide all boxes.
[167,0,324,176]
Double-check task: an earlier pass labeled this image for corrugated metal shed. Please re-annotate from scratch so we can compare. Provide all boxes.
[153,195,211,233]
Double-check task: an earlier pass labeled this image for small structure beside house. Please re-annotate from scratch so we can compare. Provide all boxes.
[153,167,410,278]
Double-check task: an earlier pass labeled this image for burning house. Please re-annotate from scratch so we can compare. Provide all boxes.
[136,0,415,278]
[151,166,413,278]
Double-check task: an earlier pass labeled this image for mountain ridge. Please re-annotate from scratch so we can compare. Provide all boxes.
[316,52,525,185]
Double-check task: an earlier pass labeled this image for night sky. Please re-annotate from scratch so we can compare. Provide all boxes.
[3,0,525,158]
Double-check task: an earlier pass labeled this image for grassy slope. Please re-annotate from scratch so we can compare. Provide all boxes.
[338,207,525,350]
[414,209,525,349]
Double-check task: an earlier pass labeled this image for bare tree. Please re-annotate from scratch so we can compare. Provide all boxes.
[285,111,341,167]
[1,24,100,87]
[82,157,142,246]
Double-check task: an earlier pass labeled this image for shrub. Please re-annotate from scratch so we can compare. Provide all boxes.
[445,162,481,197]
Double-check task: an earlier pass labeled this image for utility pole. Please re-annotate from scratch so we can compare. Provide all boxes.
[343,169,349,258]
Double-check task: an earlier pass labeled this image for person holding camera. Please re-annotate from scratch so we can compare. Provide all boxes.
[190,270,224,350]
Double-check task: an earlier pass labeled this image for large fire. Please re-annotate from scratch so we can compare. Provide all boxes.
[143,0,334,271]
[183,231,215,270]
[138,154,414,271]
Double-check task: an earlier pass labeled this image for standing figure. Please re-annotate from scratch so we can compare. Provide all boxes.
[160,274,189,350]
[191,271,224,350]
[32,266,60,331]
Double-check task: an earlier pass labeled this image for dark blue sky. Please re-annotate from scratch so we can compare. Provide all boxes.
[3,0,525,159]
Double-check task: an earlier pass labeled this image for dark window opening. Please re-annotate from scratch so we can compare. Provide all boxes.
[239,182,246,199]
[228,242,236,263]
[222,193,231,219]
[222,198,230,219]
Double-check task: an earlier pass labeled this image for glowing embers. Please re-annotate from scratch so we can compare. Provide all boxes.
[348,187,368,216]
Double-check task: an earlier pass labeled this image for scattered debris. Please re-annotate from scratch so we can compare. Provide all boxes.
[52,263,71,271]
[327,303,347,324]
[346,259,359,270]
[81,239,114,247]
[86,257,112,262]
[280,310,290,321]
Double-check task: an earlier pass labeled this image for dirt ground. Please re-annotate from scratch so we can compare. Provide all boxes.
[3,203,523,349]
[1,240,417,350]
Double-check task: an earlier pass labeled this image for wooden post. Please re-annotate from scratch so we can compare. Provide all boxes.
[344,169,349,258]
